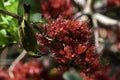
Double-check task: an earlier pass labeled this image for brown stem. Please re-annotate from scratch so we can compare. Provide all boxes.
[0,9,21,19]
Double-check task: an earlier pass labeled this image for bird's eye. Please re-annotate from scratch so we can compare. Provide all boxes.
[36,52,42,56]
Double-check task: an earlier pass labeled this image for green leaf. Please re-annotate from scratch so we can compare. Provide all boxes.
[0,29,7,36]
[5,0,19,14]
[0,29,8,47]
[0,0,5,9]
[63,71,83,80]
[0,0,19,49]
[31,13,42,22]
[1,15,9,24]
[6,16,13,21]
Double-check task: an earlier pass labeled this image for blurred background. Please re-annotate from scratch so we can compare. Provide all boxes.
[0,0,120,80]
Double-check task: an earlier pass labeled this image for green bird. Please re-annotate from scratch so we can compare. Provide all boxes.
[18,4,43,57]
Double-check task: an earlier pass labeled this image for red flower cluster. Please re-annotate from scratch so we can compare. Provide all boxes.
[0,69,9,80]
[36,16,101,73]
[107,0,120,6]
[40,0,73,18]
[0,60,42,80]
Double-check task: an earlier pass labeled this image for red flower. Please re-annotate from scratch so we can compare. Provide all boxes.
[37,16,101,74]
[40,0,73,18]
[0,69,10,80]
[107,0,120,6]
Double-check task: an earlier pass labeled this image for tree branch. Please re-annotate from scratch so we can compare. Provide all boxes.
[0,9,21,19]
[92,15,100,53]
[94,13,120,26]
[83,0,93,14]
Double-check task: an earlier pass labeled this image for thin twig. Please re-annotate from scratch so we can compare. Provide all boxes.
[92,15,100,53]
[8,50,27,79]
[0,9,21,19]
[72,12,82,19]
[8,50,26,71]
